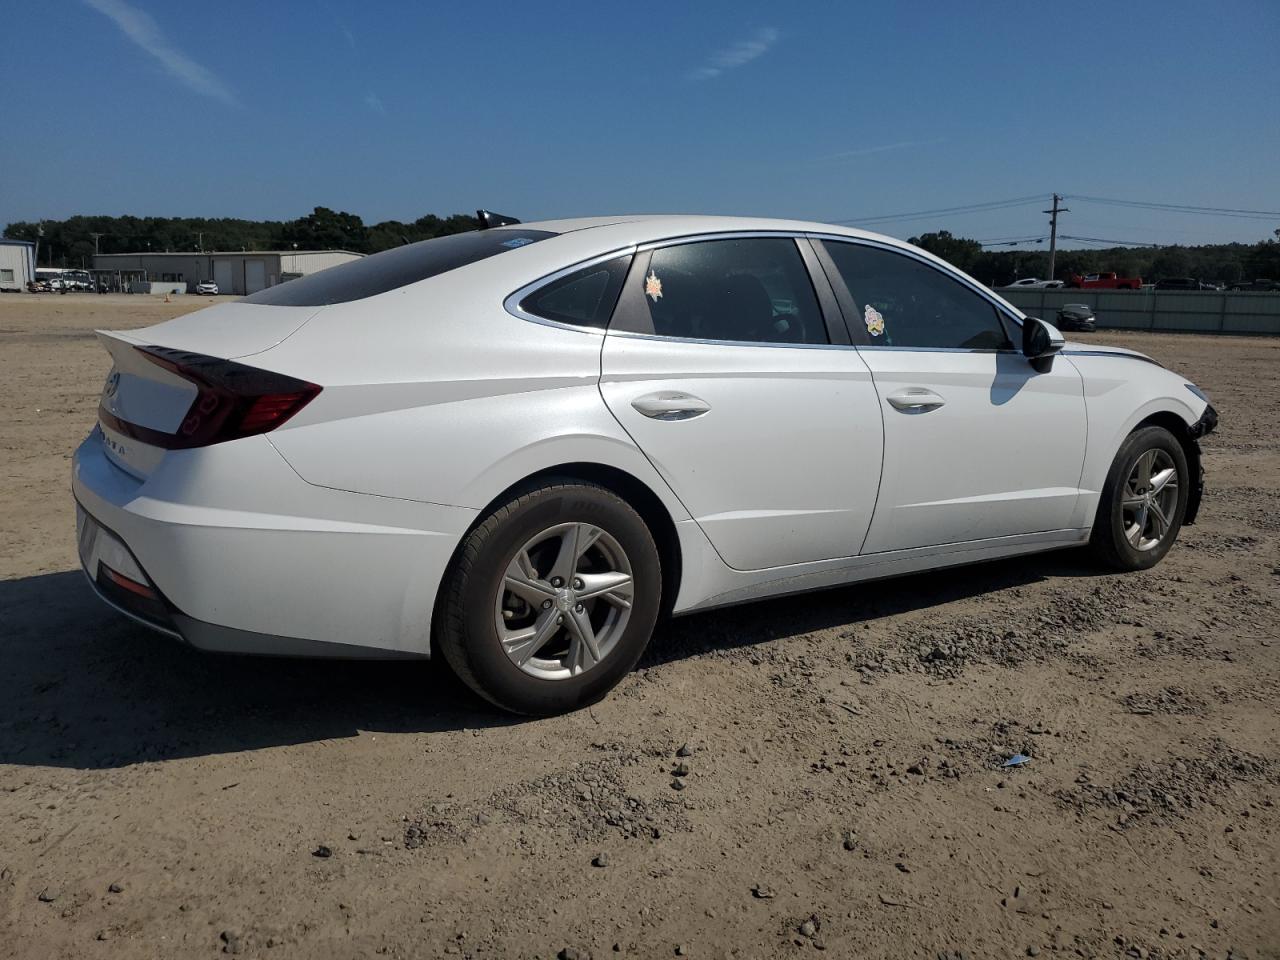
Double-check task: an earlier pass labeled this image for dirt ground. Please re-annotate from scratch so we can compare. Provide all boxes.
[1,294,1277,960]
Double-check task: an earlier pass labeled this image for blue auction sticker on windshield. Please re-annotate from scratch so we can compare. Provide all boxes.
[501,237,536,248]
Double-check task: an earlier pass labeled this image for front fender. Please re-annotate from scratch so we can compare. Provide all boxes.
[1066,353,1209,528]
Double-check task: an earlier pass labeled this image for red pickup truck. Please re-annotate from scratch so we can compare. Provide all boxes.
[1067,272,1143,290]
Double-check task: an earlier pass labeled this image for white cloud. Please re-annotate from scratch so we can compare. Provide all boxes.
[365,93,387,116]
[816,139,945,161]
[691,27,779,80]
[84,0,236,105]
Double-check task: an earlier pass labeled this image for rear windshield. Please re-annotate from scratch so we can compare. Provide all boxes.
[243,229,556,306]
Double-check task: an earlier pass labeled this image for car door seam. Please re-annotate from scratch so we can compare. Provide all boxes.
[852,346,889,556]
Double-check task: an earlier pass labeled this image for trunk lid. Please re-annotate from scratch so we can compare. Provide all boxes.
[92,302,322,479]
[95,330,193,479]
[125,300,322,359]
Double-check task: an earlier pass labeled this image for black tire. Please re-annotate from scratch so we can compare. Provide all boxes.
[434,480,662,716]
[1088,425,1189,571]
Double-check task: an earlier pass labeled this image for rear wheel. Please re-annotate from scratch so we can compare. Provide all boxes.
[1088,425,1188,570]
[435,481,662,715]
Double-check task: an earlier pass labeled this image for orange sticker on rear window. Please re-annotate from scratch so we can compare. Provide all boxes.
[645,271,663,302]
[864,304,885,336]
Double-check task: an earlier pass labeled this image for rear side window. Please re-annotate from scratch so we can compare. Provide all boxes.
[519,255,632,329]
[243,229,556,306]
[821,241,1011,350]
[630,238,827,345]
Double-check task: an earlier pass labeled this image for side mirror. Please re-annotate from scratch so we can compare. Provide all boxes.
[1021,317,1065,372]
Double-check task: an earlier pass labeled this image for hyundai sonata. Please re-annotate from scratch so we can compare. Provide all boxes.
[73,214,1217,714]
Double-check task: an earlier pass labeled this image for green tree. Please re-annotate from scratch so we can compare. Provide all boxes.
[280,207,369,251]
[907,230,983,274]
[1150,247,1191,280]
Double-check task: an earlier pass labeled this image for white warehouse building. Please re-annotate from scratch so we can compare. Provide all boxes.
[0,238,36,292]
[91,249,364,295]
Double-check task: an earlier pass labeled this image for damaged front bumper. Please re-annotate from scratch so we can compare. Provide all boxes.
[1184,403,1217,525]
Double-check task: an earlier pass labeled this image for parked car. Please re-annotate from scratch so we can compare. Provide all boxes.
[1002,278,1064,289]
[1229,279,1280,292]
[1154,277,1218,292]
[73,214,1217,715]
[1055,303,1096,332]
[196,281,220,295]
[1068,272,1143,290]
[27,279,51,293]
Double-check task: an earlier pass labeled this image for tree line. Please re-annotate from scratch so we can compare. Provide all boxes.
[6,208,1279,286]
[2,207,482,267]
[908,229,1280,287]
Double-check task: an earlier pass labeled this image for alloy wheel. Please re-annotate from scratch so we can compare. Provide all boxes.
[1121,448,1179,552]
[495,522,635,680]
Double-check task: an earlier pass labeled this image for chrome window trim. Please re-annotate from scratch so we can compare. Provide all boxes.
[806,231,1028,334]
[505,232,819,334]
[606,328,861,351]
[506,229,1029,352]
[607,231,844,349]
[503,245,638,334]
[632,229,811,253]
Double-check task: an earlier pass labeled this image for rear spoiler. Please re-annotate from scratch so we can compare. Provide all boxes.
[476,209,521,229]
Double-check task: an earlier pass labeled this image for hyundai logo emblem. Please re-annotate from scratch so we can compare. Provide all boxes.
[103,371,121,399]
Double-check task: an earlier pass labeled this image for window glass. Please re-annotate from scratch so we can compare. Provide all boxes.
[0,269,14,283]
[822,241,1011,350]
[641,238,827,345]
[243,229,556,306]
[519,255,631,329]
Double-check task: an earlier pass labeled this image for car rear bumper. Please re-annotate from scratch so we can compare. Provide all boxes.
[72,428,477,657]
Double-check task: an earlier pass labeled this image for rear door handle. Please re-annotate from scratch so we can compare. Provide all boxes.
[886,388,946,411]
[631,391,711,421]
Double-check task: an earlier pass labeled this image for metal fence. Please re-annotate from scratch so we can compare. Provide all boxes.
[998,288,1280,335]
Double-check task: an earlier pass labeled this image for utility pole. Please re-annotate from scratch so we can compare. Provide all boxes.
[90,232,103,256]
[1044,193,1068,281]
[196,231,204,252]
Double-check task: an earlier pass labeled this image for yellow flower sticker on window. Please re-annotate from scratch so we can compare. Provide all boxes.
[644,270,663,302]
[864,304,885,337]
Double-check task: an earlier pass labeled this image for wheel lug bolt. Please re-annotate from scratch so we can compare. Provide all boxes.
[573,579,583,589]
[575,603,584,613]
[542,599,552,609]
[556,615,564,624]
[551,577,563,588]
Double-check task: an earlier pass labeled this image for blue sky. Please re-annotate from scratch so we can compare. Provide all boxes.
[2,0,1277,248]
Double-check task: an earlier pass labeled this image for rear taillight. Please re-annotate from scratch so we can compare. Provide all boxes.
[100,346,321,450]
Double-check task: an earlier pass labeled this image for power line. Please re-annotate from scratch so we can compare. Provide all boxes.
[977,236,1046,246]
[830,194,1044,226]
[1059,234,1159,247]
[1067,195,1280,221]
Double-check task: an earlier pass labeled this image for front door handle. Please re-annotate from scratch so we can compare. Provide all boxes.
[886,388,946,411]
[631,391,711,421]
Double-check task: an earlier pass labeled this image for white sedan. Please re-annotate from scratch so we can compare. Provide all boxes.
[72,215,1217,714]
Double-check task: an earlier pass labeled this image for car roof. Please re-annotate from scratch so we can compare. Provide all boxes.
[519,213,913,249]
[512,213,931,263]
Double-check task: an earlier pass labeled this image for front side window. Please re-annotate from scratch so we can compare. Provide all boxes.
[519,255,631,329]
[637,238,827,345]
[822,241,1012,350]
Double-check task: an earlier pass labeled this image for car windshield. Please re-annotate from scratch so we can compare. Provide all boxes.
[242,229,556,306]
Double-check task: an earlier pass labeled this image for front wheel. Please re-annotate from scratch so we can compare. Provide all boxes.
[434,481,662,715]
[1088,425,1189,570]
